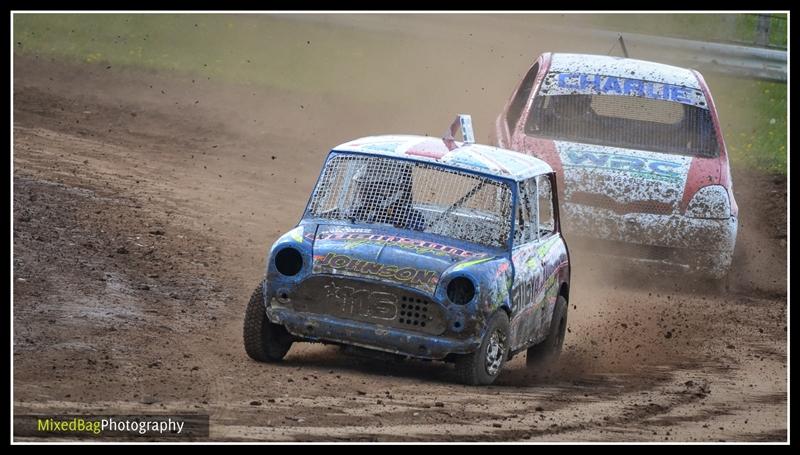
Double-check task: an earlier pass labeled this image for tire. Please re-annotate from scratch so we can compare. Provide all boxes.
[243,281,293,362]
[526,295,568,371]
[454,311,510,386]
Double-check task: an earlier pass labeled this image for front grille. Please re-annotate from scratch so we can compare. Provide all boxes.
[283,275,447,336]
[569,191,673,215]
[398,296,433,329]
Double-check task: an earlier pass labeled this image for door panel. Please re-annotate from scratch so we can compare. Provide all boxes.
[510,241,547,351]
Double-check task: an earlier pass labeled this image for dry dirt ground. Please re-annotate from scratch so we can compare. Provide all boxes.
[12,52,787,442]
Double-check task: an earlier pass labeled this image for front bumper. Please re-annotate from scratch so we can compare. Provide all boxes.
[562,203,738,278]
[264,274,484,360]
[267,306,481,360]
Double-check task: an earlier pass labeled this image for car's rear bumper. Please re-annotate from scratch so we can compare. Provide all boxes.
[562,204,737,278]
[267,306,481,360]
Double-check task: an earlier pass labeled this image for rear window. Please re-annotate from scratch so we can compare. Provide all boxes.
[526,71,719,158]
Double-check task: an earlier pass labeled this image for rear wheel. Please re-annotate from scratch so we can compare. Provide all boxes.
[526,295,568,371]
[243,281,293,362]
[454,311,510,386]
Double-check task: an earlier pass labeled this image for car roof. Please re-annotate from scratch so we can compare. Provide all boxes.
[549,53,702,89]
[333,135,554,181]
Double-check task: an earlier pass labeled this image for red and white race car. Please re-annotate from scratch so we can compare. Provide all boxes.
[493,53,737,280]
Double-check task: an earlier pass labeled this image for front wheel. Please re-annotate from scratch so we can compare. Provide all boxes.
[243,281,294,362]
[454,311,510,386]
[526,295,568,371]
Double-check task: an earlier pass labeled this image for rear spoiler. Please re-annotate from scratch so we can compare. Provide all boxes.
[443,114,475,151]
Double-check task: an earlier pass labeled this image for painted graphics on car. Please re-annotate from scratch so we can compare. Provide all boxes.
[311,226,493,294]
[541,72,708,107]
[314,230,489,260]
[509,235,567,350]
[308,223,567,350]
[557,142,692,213]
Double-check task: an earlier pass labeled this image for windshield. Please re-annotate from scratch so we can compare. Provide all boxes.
[526,71,720,158]
[306,153,514,248]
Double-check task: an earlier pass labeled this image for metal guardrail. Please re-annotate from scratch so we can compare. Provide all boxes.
[622,32,787,82]
[541,24,788,83]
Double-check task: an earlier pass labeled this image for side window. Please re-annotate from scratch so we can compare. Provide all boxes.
[513,178,539,245]
[537,175,555,237]
[506,62,539,133]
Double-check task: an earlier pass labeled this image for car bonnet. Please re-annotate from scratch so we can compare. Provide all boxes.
[310,224,500,295]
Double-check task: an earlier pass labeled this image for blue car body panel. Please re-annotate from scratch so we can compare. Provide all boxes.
[260,135,571,360]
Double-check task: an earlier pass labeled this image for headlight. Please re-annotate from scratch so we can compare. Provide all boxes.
[274,247,303,276]
[446,277,476,305]
[686,185,731,219]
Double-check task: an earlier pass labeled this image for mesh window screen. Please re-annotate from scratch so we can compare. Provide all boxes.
[526,93,719,158]
[308,153,514,248]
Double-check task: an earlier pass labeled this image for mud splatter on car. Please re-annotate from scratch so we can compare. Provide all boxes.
[245,116,570,385]
[494,53,737,280]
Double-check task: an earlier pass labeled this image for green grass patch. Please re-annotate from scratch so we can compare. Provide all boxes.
[712,77,787,174]
[584,13,787,49]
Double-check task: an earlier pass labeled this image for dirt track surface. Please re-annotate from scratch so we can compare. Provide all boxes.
[13,47,787,442]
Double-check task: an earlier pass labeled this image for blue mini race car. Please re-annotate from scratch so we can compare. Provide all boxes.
[244,115,571,385]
